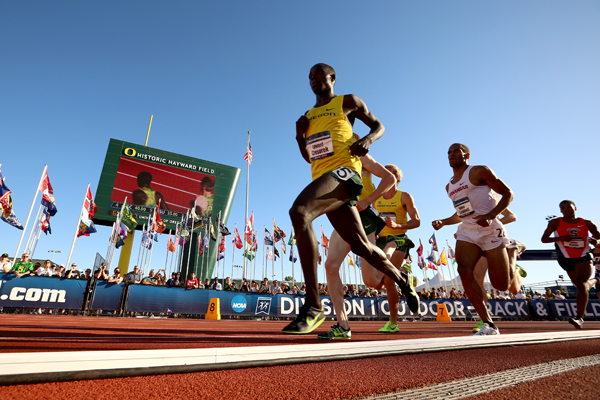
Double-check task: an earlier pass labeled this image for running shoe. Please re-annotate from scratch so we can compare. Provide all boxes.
[470,323,500,336]
[317,324,352,340]
[568,318,583,330]
[472,320,484,333]
[282,305,326,334]
[378,321,400,333]
[516,264,527,278]
[508,239,526,254]
[400,270,420,314]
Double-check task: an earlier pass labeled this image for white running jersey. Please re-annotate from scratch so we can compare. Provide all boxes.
[447,165,499,223]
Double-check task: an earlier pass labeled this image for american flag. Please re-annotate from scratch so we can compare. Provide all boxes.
[243,141,253,165]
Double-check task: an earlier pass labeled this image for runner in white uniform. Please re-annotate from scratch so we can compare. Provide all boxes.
[432,143,520,336]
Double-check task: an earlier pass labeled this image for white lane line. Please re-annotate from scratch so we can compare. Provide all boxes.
[0,330,599,378]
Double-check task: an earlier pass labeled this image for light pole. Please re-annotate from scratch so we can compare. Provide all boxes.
[48,250,62,262]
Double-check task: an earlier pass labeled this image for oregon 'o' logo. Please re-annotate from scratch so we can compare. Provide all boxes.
[124,148,136,157]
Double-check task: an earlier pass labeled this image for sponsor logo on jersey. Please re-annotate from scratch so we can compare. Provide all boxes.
[308,112,336,120]
[449,185,469,197]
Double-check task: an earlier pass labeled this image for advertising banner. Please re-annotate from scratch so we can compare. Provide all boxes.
[91,281,125,311]
[548,300,600,319]
[0,273,87,310]
[530,299,550,318]
[126,285,210,314]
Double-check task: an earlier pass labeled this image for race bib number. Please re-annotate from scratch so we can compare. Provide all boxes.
[453,196,475,218]
[306,131,334,161]
[379,212,396,223]
[565,238,585,249]
[331,167,356,181]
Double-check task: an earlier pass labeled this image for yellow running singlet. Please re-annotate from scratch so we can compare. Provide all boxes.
[305,95,362,181]
[358,175,375,202]
[138,187,157,206]
[374,190,407,236]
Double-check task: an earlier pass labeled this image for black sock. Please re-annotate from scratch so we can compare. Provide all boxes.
[486,321,497,330]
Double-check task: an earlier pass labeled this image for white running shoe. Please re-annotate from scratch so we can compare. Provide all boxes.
[470,323,500,336]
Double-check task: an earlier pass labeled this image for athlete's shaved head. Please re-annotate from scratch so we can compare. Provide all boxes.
[311,63,335,77]
[559,200,576,207]
[385,164,403,184]
[451,143,470,155]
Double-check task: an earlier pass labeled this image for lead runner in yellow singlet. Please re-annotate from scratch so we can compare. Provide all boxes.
[283,63,418,335]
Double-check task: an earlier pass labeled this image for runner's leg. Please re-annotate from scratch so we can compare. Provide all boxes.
[289,174,357,309]
[456,240,492,323]
[324,230,352,329]
[473,257,488,290]
[385,247,405,326]
[567,260,595,320]
[360,232,385,289]
[485,244,512,291]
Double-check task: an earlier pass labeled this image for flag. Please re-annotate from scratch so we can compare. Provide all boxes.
[321,227,329,249]
[121,204,137,232]
[118,222,128,240]
[243,243,255,261]
[203,224,210,250]
[273,224,286,242]
[79,218,97,236]
[244,213,254,244]
[198,233,204,256]
[115,235,125,249]
[355,254,361,269]
[439,249,448,266]
[83,186,97,220]
[1,207,24,230]
[217,252,225,261]
[428,261,438,271]
[426,250,437,264]
[167,235,176,252]
[210,220,217,241]
[40,170,57,216]
[41,208,52,235]
[446,240,455,259]
[289,247,297,263]
[251,233,258,252]
[243,141,253,165]
[155,209,166,234]
[429,233,438,252]
[287,233,296,246]
[416,239,423,257]
[232,226,244,249]
[264,228,274,245]
[0,167,10,201]
[219,236,226,253]
[216,210,231,236]
[281,240,286,254]
[266,247,276,261]
[348,255,355,267]
[273,247,280,258]
[141,226,153,250]
[0,192,14,219]
[318,253,322,265]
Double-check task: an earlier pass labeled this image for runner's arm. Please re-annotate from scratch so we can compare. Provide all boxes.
[432,213,462,230]
[473,167,513,227]
[541,219,570,243]
[356,155,396,211]
[295,114,311,163]
[344,94,385,157]
[585,220,600,247]
[498,208,517,225]
[395,192,420,230]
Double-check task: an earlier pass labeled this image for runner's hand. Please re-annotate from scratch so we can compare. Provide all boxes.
[475,214,493,227]
[296,115,309,139]
[349,136,371,157]
[356,199,369,212]
[432,220,444,230]
[385,217,396,229]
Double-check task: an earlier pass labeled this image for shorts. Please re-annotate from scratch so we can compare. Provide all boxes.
[456,219,509,252]
[557,253,593,272]
[325,169,363,207]
[376,234,415,254]
[360,206,386,236]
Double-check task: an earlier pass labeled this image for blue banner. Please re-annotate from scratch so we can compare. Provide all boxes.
[91,281,125,311]
[530,299,550,318]
[0,273,87,310]
[126,285,210,314]
[548,300,600,319]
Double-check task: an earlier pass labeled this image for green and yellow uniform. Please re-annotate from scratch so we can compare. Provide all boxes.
[358,175,386,236]
[374,190,414,252]
[138,187,157,206]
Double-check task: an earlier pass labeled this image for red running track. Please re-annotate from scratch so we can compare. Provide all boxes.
[1,315,600,399]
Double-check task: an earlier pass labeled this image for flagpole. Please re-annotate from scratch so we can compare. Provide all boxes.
[109,199,127,269]
[432,232,446,294]
[242,131,251,280]
[178,212,188,275]
[137,224,145,267]
[353,254,358,287]
[14,165,47,262]
[165,230,171,273]
[30,216,45,258]
[24,203,43,255]
[64,184,90,268]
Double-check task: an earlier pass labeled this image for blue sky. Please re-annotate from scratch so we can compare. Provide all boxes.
[1,1,599,287]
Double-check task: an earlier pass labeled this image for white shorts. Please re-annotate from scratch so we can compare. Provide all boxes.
[456,219,509,252]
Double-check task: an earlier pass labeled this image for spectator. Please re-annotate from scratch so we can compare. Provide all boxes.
[251,281,259,292]
[240,278,250,292]
[515,289,526,300]
[532,291,543,300]
[203,278,210,288]
[230,281,238,291]
[259,278,270,293]
[1,253,12,273]
[108,268,123,284]
[290,285,299,295]
[66,263,81,279]
[141,269,159,286]
[224,277,234,291]
[197,278,205,289]
[94,263,109,280]
[555,290,566,300]
[83,269,92,280]
[186,272,199,289]
[166,272,177,287]
[545,288,556,300]
[56,264,66,278]
[347,284,355,297]
[37,260,55,277]
[125,265,143,284]
[9,253,34,277]
[281,282,290,294]
[211,277,222,291]
[155,269,166,286]
[299,284,306,296]
[270,280,283,295]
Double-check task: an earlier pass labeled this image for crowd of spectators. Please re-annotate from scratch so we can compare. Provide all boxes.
[1,253,93,280]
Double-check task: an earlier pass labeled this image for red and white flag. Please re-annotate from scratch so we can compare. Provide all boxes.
[243,141,253,165]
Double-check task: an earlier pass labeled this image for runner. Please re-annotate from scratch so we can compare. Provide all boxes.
[283,63,417,335]
[317,142,396,339]
[541,200,600,329]
[432,143,519,336]
[373,164,421,333]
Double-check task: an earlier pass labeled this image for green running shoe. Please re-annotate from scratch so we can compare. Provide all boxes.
[472,320,484,333]
[516,264,527,278]
[378,321,400,333]
[317,323,352,340]
[282,305,326,334]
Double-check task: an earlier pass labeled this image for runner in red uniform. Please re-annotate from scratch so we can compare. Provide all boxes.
[541,200,600,329]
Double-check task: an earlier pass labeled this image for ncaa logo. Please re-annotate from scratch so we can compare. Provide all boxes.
[231,295,247,313]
